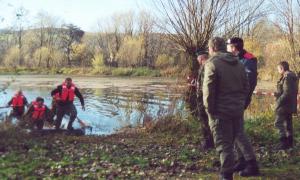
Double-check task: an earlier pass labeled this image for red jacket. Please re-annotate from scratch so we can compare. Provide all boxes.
[61,83,76,102]
[11,95,24,107]
[31,102,46,120]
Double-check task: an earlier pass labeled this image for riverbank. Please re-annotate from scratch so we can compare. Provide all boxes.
[0,67,185,78]
[1,112,300,179]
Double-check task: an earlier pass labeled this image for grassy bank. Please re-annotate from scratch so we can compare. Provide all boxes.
[1,110,300,179]
[0,67,186,78]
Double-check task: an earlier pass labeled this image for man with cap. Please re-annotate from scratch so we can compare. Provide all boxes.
[196,51,214,150]
[203,37,251,179]
[227,37,260,176]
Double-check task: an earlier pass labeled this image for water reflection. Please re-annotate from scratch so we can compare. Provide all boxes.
[0,82,185,135]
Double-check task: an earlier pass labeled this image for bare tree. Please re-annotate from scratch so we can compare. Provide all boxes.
[35,12,61,67]
[15,7,28,66]
[137,11,156,67]
[153,0,265,72]
[271,0,300,72]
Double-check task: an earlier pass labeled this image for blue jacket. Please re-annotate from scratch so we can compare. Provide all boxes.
[238,50,258,109]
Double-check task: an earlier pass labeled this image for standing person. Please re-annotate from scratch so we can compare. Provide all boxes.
[226,37,258,108]
[274,61,298,149]
[51,77,85,130]
[203,37,255,179]
[24,97,52,130]
[226,37,259,176]
[196,51,214,150]
[7,90,29,120]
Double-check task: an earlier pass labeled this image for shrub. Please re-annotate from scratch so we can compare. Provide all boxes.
[116,36,145,67]
[92,53,105,70]
[155,54,175,69]
[3,47,20,67]
[111,68,133,76]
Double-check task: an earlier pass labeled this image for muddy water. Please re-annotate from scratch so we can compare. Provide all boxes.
[0,75,186,135]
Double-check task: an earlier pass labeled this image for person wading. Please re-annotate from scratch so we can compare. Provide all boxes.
[24,97,52,130]
[51,77,85,130]
[7,90,29,121]
[274,61,299,150]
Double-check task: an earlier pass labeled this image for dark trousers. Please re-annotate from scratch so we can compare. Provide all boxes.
[55,103,77,130]
[31,120,44,130]
[275,113,293,138]
[198,105,214,146]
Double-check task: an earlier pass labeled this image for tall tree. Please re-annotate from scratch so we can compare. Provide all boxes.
[154,0,265,72]
[272,0,300,72]
[60,24,84,67]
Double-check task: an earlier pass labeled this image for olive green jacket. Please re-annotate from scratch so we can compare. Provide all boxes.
[203,52,249,118]
[275,71,299,114]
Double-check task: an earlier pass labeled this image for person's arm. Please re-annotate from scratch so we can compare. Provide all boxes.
[277,75,294,107]
[75,87,85,107]
[243,69,251,109]
[7,98,13,106]
[24,104,34,117]
[45,106,54,124]
[23,97,29,106]
[51,86,62,96]
[203,61,217,116]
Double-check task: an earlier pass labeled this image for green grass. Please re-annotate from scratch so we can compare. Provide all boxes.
[0,67,162,77]
[0,109,300,179]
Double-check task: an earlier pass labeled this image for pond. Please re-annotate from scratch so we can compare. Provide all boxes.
[0,75,186,135]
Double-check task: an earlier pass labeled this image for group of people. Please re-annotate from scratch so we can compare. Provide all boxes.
[6,77,85,130]
[191,37,299,180]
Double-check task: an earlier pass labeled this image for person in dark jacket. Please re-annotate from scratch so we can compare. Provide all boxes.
[274,61,299,149]
[7,90,29,121]
[23,97,52,130]
[227,37,258,108]
[51,77,85,130]
[196,51,214,150]
[226,37,259,176]
[203,37,258,180]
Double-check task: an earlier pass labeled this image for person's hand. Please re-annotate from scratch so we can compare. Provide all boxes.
[82,105,85,111]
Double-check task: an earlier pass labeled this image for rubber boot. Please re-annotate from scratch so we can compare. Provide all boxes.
[239,159,260,177]
[219,172,233,180]
[287,136,293,148]
[277,136,288,150]
[233,157,246,172]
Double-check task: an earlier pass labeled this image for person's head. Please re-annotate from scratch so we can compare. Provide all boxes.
[226,37,244,55]
[197,51,209,66]
[16,90,23,96]
[277,61,290,75]
[208,37,226,55]
[36,97,44,106]
[65,77,73,87]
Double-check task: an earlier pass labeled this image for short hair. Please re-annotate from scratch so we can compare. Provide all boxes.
[208,37,226,52]
[227,37,244,51]
[197,53,209,59]
[36,97,44,102]
[278,61,290,71]
[65,77,72,81]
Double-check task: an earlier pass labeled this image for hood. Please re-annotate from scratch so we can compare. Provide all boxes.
[213,52,239,66]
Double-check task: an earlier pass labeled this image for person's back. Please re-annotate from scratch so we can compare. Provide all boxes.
[204,52,248,118]
[203,37,256,180]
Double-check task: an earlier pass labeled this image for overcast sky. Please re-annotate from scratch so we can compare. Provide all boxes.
[0,0,153,31]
